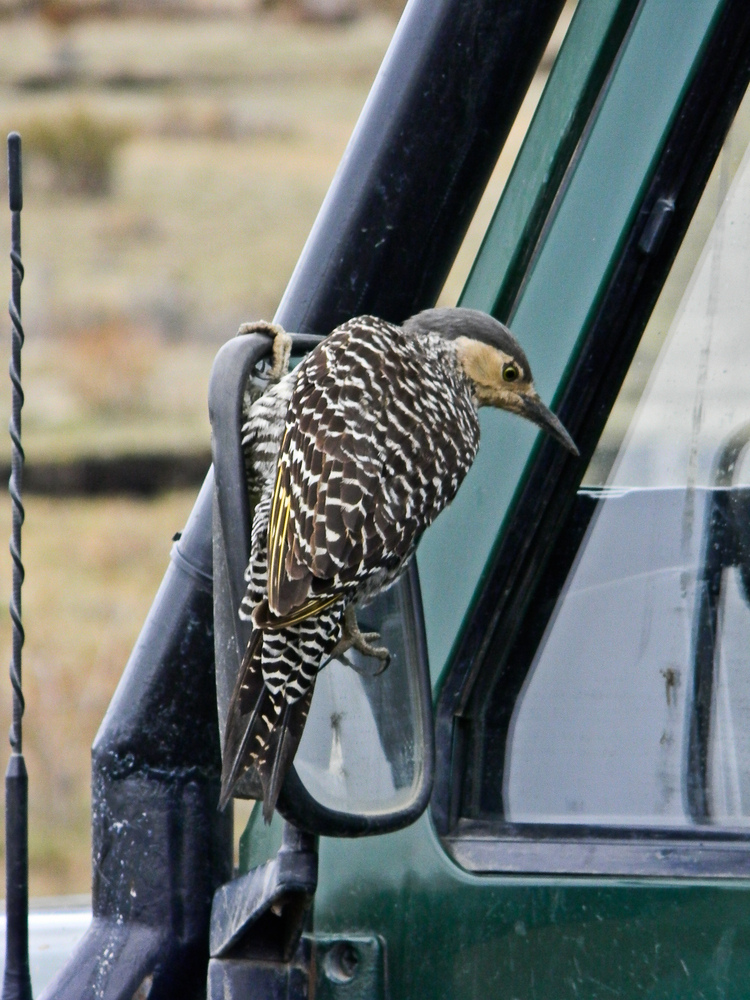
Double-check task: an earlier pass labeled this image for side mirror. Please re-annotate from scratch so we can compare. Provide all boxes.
[209,331,434,836]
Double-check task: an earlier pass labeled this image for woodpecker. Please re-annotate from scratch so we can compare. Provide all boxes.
[220,308,578,819]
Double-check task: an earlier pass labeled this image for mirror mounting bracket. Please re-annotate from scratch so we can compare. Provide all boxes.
[210,821,317,963]
[208,820,317,1000]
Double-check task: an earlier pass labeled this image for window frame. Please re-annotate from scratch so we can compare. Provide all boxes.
[431,0,750,876]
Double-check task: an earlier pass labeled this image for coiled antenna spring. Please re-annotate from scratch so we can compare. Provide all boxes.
[3,130,32,1000]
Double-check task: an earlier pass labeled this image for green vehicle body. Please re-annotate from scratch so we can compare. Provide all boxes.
[240,1,750,997]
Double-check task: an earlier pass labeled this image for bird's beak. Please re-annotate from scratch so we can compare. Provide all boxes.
[518,390,579,456]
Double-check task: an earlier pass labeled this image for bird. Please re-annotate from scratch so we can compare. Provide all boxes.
[219,307,578,820]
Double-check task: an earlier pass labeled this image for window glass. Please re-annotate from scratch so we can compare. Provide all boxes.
[499,88,750,828]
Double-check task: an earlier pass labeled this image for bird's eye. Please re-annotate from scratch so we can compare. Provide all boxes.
[502,364,519,383]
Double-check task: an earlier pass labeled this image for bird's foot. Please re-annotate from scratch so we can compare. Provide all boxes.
[328,605,391,675]
[237,320,292,381]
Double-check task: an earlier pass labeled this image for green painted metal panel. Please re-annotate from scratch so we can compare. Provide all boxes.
[239,803,284,871]
[460,0,634,318]
[317,816,750,1000]
[416,0,724,688]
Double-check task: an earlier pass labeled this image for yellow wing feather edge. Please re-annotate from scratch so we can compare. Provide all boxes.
[267,430,290,611]
[263,429,341,628]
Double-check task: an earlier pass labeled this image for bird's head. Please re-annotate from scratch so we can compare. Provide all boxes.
[403,307,578,456]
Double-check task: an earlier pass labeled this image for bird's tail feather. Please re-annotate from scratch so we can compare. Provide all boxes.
[219,628,316,822]
[260,682,314,823]
[219,629,265,810]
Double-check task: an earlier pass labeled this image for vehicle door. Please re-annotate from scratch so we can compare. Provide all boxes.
[304,1,750,997]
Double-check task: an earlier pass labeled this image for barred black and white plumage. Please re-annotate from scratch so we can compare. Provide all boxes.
[219,308,578,819]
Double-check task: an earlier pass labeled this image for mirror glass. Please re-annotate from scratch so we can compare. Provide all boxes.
[294,576,429,817]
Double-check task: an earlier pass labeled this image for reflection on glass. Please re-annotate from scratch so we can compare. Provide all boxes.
[585,92,750,489]
[294,578,426,816]
[506,486,717,826]
[710,568,750,821]
[502,87,750,828]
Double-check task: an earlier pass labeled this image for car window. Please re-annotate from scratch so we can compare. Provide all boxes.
[493,88,750,829]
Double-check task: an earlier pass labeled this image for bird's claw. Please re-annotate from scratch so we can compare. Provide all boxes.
[370,653,391,676]
[353,632,391,674]
[237,320,292,381]
[336,648,391,677]
[360,630,381,644]
[326,605,392,675]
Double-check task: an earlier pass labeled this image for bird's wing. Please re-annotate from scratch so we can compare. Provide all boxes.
[266,316,480,619]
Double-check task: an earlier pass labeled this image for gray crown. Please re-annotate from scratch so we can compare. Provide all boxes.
[402,307,531,376]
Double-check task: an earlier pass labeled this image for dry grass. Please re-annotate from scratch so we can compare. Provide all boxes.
[22,109,129,195]
[0,13,397,463]
[17,328,216,461]
[0,9,401,897]
[0,10,402,896]
[0,9,569,463]
[0,489,198,894]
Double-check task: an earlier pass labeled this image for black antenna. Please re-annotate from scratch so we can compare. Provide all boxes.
[3,132,32,1000]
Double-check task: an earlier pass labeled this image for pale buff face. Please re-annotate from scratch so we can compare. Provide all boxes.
[454,335,535,413]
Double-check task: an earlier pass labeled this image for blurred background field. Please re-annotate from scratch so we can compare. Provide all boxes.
[0,0,571,895]
[0,6,400,461]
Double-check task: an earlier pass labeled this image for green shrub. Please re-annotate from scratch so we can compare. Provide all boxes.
[23,110,128,197]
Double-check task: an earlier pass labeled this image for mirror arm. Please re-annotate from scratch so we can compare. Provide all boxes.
[208,821,318,997]
[210,820,317,962]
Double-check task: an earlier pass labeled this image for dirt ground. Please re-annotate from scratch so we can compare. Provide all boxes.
[0,5,570,895]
